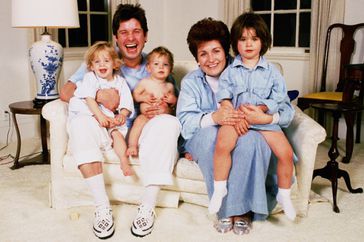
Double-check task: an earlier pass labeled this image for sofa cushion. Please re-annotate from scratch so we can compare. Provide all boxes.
[63,150,205,181]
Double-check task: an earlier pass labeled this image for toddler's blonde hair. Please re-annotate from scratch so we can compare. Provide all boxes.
[85,41,122,72]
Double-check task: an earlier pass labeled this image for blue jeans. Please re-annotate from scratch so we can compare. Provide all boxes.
[185,126,275,220]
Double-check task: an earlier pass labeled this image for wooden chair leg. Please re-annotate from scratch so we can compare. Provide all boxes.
[342,112,355,163]
[318,109,325,127]
[355,111,362,143]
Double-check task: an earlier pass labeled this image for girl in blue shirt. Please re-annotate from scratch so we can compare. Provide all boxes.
[210,12,296,221]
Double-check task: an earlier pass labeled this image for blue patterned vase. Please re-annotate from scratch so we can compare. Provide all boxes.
[29,34,63,101]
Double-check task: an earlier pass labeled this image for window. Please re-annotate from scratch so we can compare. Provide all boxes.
[58,0,111,48]
[248,0,311,50]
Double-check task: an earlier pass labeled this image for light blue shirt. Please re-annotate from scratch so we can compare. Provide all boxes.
[217,55,294,128]
[176,68,217,141]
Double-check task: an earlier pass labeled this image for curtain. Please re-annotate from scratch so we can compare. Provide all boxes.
[223,0,245,29]
[308,0,345,93]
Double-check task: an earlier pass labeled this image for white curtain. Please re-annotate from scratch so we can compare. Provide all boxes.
[308,0,345,93]
[223,0,245,29]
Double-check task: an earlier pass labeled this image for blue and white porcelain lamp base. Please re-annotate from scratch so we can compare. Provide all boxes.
[29,34,63,107]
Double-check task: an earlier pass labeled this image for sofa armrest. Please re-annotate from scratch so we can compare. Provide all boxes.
[42,99,69,171]
[283,105,326,215]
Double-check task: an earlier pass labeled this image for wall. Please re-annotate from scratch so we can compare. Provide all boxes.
[140,0,223,59]
[338,0,364,139]
[1,0,364,145]
[0,0,39,145]
[345,0,364,63]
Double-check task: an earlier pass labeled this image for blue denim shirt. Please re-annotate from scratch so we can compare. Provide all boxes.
[176,68,217,141]
[217,55,294,128]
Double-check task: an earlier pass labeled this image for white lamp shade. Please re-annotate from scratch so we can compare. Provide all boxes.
[12,0,79,28]
[12,0,79,105]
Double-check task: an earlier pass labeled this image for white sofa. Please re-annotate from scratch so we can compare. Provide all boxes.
[42,61,326,217]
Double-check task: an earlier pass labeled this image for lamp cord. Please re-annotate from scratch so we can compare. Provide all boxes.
[0,111,11,152]
[0,111,45,166]
[0,111,14,165]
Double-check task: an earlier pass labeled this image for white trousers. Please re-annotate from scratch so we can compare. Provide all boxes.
[67,114,181,186]
[138,114,181,186]
[67,115,111,166]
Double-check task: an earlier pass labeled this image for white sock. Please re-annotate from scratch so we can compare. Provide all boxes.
[85,174,110,208]
[208,180,227,214]
[276,188,296,221]
[141,185,161,209]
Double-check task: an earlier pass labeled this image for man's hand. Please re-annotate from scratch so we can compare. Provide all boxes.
[60,81,77,102]
[96,88,120,112]
[142,102,170,119]
[143,93,158,105]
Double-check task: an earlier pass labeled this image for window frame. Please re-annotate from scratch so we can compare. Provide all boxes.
[62,0,112,60]
[243,0,311,60]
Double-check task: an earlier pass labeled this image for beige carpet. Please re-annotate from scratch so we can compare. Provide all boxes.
[0,138,364,242]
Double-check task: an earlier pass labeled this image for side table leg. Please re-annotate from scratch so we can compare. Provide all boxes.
[10,113,23,169]
[338,169,363,194]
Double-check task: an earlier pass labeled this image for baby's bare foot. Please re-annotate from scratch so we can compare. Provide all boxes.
[184,152,193,161]
[120,159,134,176]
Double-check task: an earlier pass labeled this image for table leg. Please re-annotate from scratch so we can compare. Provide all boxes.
[10,113,23,169]
[313,111,363,213]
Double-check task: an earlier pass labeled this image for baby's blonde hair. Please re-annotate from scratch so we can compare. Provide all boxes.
[85,41,122,72]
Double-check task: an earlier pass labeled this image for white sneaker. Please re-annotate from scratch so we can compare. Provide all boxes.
[130,204,156,237]
[93,206,115,239]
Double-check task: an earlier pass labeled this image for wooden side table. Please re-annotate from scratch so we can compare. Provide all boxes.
[8,101,49,169]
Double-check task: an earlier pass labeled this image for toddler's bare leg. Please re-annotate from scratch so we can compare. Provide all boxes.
[111,130,134,176]
[214,125,239,180]
[209,125,239,214]
[261,131,293,188]
[261,131,296,220]
[126,114,149,156]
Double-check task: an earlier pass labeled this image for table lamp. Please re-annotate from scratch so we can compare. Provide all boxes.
[12,0,79,107]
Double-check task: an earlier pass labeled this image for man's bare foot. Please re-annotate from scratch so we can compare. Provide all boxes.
[126,146,138,157]
[120,159,134,176]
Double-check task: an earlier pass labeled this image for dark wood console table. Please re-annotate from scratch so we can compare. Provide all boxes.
[8,101,49,169]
